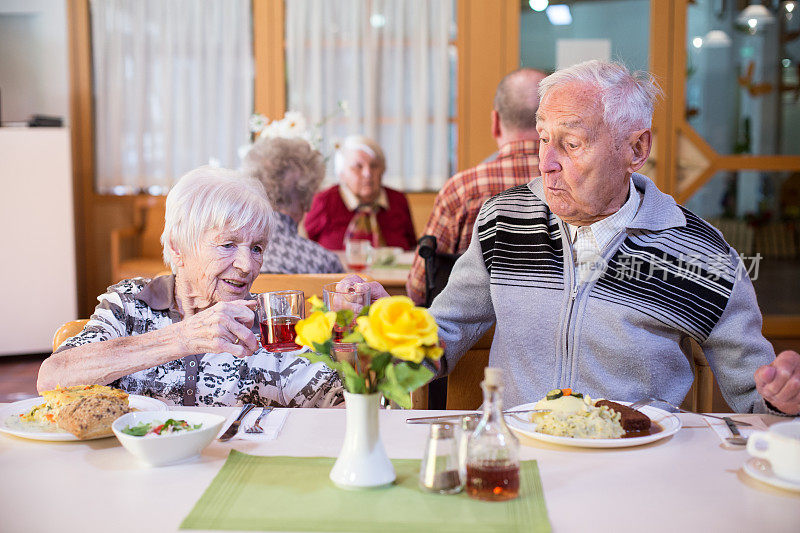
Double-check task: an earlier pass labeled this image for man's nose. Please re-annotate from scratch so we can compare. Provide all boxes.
[539,143,561,174]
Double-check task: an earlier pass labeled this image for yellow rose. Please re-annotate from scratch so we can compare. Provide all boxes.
[307,294,326,312]
[356,296,441,363]
[295,310,336,350]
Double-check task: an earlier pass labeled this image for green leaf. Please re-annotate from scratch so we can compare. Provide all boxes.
[393,362,434,392]
[341,331,364,344]
[121,421,151,436]
[378,365,412,409]
[335,309,354,329]
[297,351,344,374]
[312,340,334,360]
[357,306,370,318]
[339,360,367,393]
[369,352,392,376]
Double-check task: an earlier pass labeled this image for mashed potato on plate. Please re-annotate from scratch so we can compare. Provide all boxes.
[531,389,624,439]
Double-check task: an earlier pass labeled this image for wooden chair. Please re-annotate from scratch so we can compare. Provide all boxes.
[250,273,373,298]
[444,327,728,413]
[110,196,167,282]
[52,319,89,352]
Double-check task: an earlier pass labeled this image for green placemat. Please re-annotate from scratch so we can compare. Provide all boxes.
[181,451,550,532]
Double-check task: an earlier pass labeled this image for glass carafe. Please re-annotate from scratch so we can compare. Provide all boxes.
[464,367,520,501]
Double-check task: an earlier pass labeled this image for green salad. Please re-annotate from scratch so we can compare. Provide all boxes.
[121,418,202,437]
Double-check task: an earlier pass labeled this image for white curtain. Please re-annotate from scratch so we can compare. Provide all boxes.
[90,0,253,194]
[285,0,454,191]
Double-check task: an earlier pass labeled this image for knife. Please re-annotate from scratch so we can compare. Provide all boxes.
[405,409,550,424]
[218,403,255,441]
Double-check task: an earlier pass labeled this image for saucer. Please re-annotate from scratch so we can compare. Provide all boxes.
[743,458,800,492]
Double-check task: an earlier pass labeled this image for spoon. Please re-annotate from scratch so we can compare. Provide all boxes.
[723,416,748,446]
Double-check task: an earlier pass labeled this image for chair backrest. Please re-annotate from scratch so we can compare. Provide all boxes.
[417,235,461,307]
[445,327,494,410]
[52,319,89,352]
[250,273,372,299]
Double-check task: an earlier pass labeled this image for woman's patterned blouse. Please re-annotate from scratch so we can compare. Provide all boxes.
[56,276,343,408]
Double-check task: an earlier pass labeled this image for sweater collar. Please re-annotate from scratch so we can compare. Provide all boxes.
[528,172,686,232]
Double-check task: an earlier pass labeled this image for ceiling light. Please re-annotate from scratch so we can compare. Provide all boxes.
[786,2,796,13]
[737,2,776,26]
[529,0,549,12]
[370,13,386,28]
[703,30,732,47]
[692,37,703,48]
[546,5,572,25]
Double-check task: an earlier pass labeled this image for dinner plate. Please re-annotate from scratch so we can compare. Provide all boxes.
[743,458,800,493]
[0,395,168,441]
[506,400,681,448]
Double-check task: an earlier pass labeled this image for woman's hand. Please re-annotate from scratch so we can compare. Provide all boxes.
[177,299,259,358]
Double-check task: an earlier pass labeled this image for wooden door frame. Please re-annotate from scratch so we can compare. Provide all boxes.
[649,0,800,336]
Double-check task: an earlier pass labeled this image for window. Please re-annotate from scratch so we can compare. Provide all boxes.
[90,0,253,194]
[284,0,456,191]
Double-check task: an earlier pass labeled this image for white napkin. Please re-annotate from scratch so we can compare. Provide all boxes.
[705,415,767,447]
[221,407,288,441]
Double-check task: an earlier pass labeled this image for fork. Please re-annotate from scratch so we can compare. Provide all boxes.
[628,397,752,426]
[245,407,273,434]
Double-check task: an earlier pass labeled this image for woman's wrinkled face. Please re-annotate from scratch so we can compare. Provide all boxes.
[536,82,633,225]
[340,149,384,205]
[180,226,266,307]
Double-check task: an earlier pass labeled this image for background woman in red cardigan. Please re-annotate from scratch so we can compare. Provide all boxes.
[304,135,416,251]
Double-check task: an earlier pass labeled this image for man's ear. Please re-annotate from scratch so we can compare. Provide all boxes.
[627,129,652,173]
[491,110,502,141]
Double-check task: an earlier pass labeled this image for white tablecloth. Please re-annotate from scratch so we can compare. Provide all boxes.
[0,406,798,532]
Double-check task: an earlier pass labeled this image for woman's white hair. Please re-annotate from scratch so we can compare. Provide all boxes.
[160,166,274,271]
[538,60,663,141]
[333,134,386,178]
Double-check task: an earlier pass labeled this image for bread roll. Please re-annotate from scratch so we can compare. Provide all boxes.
[56,395,130,440]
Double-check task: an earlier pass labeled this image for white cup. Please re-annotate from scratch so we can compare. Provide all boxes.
[746,421,800,483]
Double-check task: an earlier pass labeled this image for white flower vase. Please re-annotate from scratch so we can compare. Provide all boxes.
[329,392,396,489]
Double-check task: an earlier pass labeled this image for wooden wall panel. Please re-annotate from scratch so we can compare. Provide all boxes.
[456,0,519,171]
[253,0,286,119]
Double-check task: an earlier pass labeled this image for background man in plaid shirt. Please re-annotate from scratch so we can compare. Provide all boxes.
[407,68,548,304]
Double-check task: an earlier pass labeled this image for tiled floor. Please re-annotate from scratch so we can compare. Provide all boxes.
[0,354,46,402]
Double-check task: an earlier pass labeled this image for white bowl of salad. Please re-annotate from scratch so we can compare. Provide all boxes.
[112,410,226,467]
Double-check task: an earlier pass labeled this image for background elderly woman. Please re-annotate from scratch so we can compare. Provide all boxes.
[304,134,417,251]
[38,167,342,408]
[243,136,343,274]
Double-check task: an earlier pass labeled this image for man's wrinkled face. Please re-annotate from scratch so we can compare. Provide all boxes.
[536,82,632,226]
[340,148,384,205]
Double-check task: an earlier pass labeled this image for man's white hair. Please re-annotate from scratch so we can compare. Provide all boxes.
[160,166,274,271]
[538,60,662,140]
[333,135,386,178]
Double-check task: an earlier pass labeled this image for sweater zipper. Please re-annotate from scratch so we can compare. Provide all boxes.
[562,226,578,386]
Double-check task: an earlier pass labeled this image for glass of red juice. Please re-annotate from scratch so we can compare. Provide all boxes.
[322,282,371,368]
[256,290,305,352]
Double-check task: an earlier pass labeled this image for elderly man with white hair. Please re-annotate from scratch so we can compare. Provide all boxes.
[38,167,342,408]
[353,60,800,416]
[304,134,417,251]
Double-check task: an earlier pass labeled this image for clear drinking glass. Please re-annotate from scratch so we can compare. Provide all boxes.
[256,290,305,352]
[322,282,370,367]
[344,237,373,272]
[419,423,462,494]
[465,367,520,501]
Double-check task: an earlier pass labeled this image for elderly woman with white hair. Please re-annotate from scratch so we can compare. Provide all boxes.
[243,136,343,274]
[304,134,417,251]
[38,167,342,407]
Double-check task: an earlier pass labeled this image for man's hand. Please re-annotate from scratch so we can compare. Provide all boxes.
[335,274,390,303]
[755,350,800,415]
[177,300,259,358]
